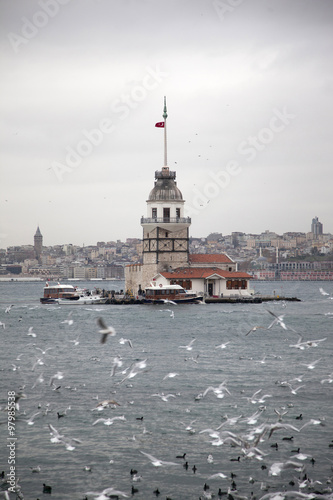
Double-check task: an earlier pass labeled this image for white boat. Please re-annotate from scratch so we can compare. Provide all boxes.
[40,283,107,305]
[143,283,203,304]
[57,293,107,305]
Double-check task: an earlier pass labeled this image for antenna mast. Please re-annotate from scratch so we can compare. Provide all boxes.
[163,96,168,166]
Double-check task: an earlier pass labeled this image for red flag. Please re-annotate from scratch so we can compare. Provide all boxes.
[155,122,165,128]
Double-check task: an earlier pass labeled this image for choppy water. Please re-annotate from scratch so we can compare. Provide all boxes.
[0,280,333,500]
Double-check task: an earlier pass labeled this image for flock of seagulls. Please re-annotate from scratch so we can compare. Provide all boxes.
[0,285,332,500]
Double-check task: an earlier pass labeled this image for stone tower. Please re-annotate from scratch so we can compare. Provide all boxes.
[125,98,191,295]
[140,166,191,276]
[34,226,43,262]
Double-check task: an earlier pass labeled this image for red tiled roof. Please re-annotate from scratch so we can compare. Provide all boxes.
[189,254,233,264]
[161,267,252,279]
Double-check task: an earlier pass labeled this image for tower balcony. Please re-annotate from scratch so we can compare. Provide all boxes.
[155,169,176,179]
[141,216,191,225]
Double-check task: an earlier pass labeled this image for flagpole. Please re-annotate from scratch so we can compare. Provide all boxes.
[163,96,168,166]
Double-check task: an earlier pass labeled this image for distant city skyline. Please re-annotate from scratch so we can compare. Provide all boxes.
[1,1,332,247]
[3,215,329,249]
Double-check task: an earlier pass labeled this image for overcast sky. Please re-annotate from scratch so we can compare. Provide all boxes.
[1,0,332,247]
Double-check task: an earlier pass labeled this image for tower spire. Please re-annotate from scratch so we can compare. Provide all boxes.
[163,96,167,167]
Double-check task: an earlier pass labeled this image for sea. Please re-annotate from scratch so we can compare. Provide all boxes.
[0,280,332,500]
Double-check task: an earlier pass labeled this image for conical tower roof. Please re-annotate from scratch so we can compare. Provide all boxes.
[148,168,183,201]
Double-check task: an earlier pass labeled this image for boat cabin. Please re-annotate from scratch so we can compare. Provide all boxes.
[41,283,78,302]
[145,284,191,300]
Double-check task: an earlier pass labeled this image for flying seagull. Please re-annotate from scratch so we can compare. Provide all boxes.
[246,326,265,336]
[140,450,180,467]
[97,317,116,343]
[267,310,296,332]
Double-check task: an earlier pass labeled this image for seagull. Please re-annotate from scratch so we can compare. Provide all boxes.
[286,384,305,395]
[97,317,116,343]
[208,472,227,479]
[162,299,177,305]
[243,389,263,404]
[110,356,123,377]
[22,411,40,425]
[27,326,36,337]
[202,381,231,399]
[48,424,82,451]
[48,423,64,444]
[139,450,180,467]
[5,305,14,313]
[290,336,326,350]
[241,409,264,425]
[35,347,53,355]
[274,408,289,421]
[182,420,197,434]
[120,359,147,384]
[151,392,176,402]
[268,460,304,476]
[302,338,327,348]
[267,310,289,330]
[300,359,321,370]
[32,358,45,371]
[215,341,230,349]
[49,371,64,386]
[319,287,330,296]
[320,372,333,384]
[162,372,179,381]
[0,321,5,329]
[31,373,44,389]
[69,335,80,346]
[92,415,126,426]
[266,422,301,438]
[85,487,129,499]
[179,338,196,351]
[30,465,41,473]
[246,326,265,336]
[61,312,74,326]
[289,335,306,350]
[259,492,316,500]
[119,338,133,348]
[92,400,120,411]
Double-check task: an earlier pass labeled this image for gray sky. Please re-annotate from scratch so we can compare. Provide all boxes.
[1,0,332,247]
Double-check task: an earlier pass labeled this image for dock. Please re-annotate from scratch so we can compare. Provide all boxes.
[103,295,301,305]
[204,296,301,304]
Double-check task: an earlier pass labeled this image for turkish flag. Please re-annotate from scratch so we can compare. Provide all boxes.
[155,122,165,128]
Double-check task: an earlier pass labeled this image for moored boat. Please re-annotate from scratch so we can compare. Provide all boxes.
[143,283,203,304]
[40,283,107,305]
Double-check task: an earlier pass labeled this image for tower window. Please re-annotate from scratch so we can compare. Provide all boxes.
[176,208,180,218]
[152,208,157,219]
[163,208,170,221]
[165,232,169,237]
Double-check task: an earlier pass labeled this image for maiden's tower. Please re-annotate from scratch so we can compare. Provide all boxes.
[125,98,191,295]
[125,99,253,299]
